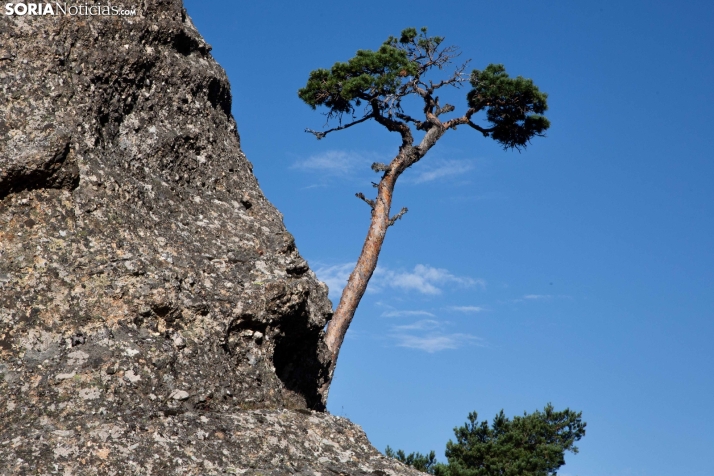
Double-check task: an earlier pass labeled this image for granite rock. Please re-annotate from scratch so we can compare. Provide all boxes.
[0,2,420,474]
[1,406,424,475]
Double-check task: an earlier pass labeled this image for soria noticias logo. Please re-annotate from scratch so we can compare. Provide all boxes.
[4,2,137,16]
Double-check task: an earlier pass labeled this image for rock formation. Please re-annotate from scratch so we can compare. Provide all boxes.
[0,2,421,474]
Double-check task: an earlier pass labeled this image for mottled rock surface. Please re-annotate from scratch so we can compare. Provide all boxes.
[1,406,422,475]
[0,2,420,474]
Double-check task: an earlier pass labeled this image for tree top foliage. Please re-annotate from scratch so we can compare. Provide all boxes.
[385,405,585,476]
[385,445,439,474]
[298,27,550,150]
[441,404,586,476]
[468,65,550,150]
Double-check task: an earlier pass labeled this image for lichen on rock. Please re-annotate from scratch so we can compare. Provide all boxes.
[0,2,422,474]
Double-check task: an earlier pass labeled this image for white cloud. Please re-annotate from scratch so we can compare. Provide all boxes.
[449,306,486,313]
[291,150,367,177]
[293,153,476,186]
[389,320,483,353]
[392,319,441,331]
[314,262,484,301]
[382,310,436,318]
[523,294,552,300]
[405,159,474,184]
[313,263,354,300]
[394,335,464,352]
[375,264,484,295]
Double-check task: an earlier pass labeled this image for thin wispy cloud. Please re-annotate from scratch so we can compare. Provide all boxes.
[523,294,552,300]
[393,334,480,352]
[449,306,486,313]
[313,262,487,352]
[374,264,484,295]
[291,150,369,177]
[382,310,436,318]
[404,159,475,184]
[313,263,354,300]
[390,319,483,353]
[393,319,441,331]
[314,263,484,300]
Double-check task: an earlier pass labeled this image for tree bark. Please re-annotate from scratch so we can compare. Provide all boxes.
[325,167,395,346]
[321,150,408,387]
[320,117,450,398]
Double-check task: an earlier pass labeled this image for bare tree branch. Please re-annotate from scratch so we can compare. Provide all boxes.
[467,121,496,136]
[435,104,455,116]
[371,162,391,172]
[442,111,496,136]
[371,99,414,147]
[388,207,408,226]
[410,79,429,99]
[355,192,376,209]
[402,36,461,73]
[305,114,373,140]
[395,112,429,130]
[426,60,470,94]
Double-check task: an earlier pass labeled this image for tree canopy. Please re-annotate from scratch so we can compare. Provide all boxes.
[299,27,550,149]
[385,446,438,474]
[441,404,586,476]
[387,405,586,476]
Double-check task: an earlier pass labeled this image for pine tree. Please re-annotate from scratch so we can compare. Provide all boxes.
[438,404,585,476]
[385,446,439,474]
[385,405,585,476]
[299,27,550,384]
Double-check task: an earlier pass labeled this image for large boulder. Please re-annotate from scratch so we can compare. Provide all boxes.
[0,2,421,474]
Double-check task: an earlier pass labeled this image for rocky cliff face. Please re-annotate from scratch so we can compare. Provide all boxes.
[0,2,421,474]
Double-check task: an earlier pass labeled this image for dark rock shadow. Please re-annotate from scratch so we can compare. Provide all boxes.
[272,303,329,411]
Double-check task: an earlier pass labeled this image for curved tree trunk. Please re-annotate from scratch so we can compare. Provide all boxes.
[322,157,400,384]
[326,172,396,346]
[320,124,446,399]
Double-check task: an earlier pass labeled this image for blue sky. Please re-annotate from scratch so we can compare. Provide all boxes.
[183,1,714,474]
